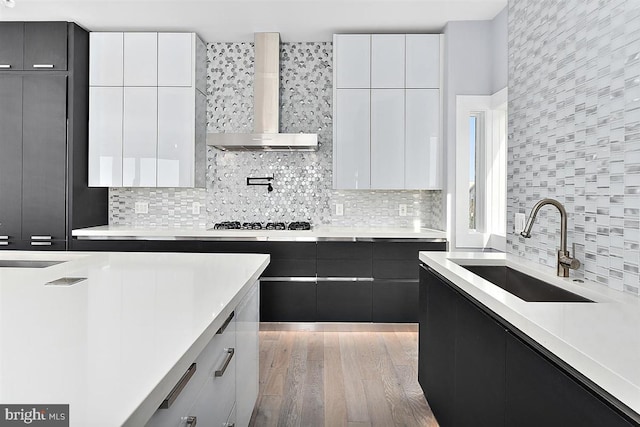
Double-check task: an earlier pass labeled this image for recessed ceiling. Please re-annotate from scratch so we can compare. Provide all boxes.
[0,0,507,42]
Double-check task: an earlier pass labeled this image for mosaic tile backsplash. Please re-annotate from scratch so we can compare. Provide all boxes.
[110,42,444,230]
[507,0,640,294]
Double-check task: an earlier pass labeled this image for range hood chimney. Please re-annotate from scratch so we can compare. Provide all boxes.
[207,33,318,151]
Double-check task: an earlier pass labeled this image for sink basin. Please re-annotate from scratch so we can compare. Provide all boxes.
[461,265,594,303]
[0,260,64,268]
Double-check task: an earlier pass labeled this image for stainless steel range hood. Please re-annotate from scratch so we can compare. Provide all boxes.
[207,33,318,151]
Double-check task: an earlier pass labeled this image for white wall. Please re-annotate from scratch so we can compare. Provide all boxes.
[443,8,507,248]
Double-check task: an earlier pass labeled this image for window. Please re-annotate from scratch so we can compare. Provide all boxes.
[455,88,507,250]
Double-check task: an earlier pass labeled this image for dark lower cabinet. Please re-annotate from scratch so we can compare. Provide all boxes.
[419,266,456,427]
[260,281,316,322]
[419,264,638,427]
[505,333,634,427]
[372,280,418,322]
[316,280,372,322]
[455,294,506,427]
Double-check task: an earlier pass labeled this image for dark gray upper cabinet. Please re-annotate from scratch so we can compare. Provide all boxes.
[0,76,23,243]
[21,75,68,241]
[0,23,24,70]
[24,22,68,71]
[0,22,108,251]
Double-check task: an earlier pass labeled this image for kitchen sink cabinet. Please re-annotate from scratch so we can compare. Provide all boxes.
[0,23,108,251]
[0,22,67,71]
[419,264,637,427]
[505,333,633,427]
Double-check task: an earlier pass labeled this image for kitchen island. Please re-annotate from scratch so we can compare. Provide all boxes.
[0,251,269,427]
[420,251,640,426]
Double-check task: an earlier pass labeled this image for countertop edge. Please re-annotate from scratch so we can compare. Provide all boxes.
[123,255,270,427]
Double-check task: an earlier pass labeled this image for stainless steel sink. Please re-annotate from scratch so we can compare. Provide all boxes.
[461,265,594,303]
[0,260,64,268]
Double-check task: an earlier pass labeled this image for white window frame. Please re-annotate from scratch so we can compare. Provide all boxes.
[455,87,507,250]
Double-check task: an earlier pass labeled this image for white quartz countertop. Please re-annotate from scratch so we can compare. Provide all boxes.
[0,251,269,427]
[72,225,446,241]
[420,251,640,419]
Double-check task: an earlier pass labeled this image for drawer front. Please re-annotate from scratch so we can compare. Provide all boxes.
[372,280,419,322]
[147,315,235,427]
[263,258,316,277]
[317,259,372,277]
[372,241,447,260]
[373,260,420,279]
[316,280,372,322]
[260,280,316,322]
[317,242,372,259]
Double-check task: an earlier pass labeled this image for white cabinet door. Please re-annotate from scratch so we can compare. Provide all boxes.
[89,33,123,86]
[334,35,370,89]
[405,89,440,189]
[406,34,440,89]
[123,32,158,86]
[235,282,259,427]
[158,33,192,87]
[123,87,157,187]
[89,87,123,186]
[335,89,370,189]
[371,35,405,88]
[157,87,194,187]
[371,89,404,189]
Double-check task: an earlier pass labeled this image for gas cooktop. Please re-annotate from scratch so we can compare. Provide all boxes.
[212,221,312,231]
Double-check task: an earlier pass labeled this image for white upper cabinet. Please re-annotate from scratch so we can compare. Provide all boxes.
[123,87,157,187]
[157,87,194,187]
[334,35,370,89]
[371,35,405,88]
[89,32,205,188]
[123,33,157,86]
[405,89,440,189]
[406,34,440,88]
[334,89,371,189]
[89,33,123,86]
[88,87,123,186]
[371,89,405,189]
[158,33,192,87]
[333,33,442,190]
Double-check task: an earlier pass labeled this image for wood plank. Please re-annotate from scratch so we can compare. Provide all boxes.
[381,331,414,367]
[395,364,439,427]
[263,329,295,396]
[249,394,282,427]
[307,331,325,361]
[362,378,396,426]
[277,331,309,425]
[340,332,371,423]
[301,359,325,426]
[324,333,348,427]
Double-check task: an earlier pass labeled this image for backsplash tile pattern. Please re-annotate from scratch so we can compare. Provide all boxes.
[110,42,444,230]
[507,0,640,294]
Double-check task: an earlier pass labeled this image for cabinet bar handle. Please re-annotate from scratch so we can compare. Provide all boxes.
[185,416,197,426]
[159,363,196,409]
[31,236,52,240]
[216,311,234,334]
[0,65,10,69]
[0,242,8,246]
[215,348,235,377]
[0,236,8,240]
[33,64,54,68]
[31,242,52,246]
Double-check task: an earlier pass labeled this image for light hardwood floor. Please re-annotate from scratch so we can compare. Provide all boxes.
[249,329,439,427]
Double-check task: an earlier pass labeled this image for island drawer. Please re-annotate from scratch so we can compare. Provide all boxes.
[146,311,236,427]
